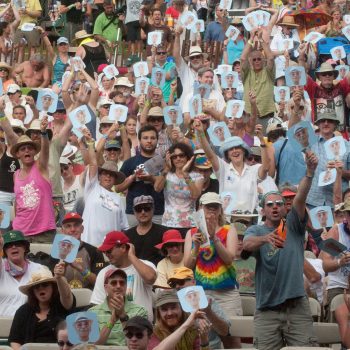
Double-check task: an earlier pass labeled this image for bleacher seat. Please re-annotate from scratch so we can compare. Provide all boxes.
[281,348,332,349]
[308,297,321,321]
[0,347,12,350]
[240,295,256,316]
[0,317,13,339]
[72,288,93,308]
[29,243,52,256]
[23,345,127,349]
[330,293,345,322]
[230,316,254,338]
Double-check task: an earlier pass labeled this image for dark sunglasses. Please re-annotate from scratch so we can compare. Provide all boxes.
[170,153,186,160]
[157,51,167,55]
[0,68,8,72]
[125,331,145,339]
[60,165,70,172]
[190,55,202,60]
[33,282,52,289]
[265,200,285,207]
[58,340,74,347]
[252,57,262,62]
[109,279,126,287]
[106,148,120,152]
[102,104,111,109]
[320,72,334,77]
[169,278,191,289]
[134,205,153,213]
[148,116,163,122]
[247,155,261,162]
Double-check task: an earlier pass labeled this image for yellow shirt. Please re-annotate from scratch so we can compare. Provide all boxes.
[20,0,42,27]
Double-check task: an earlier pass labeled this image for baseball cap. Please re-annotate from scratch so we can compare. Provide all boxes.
[62,212,83,225]
[199,192,222,206]
[155,290,179,308]
[7,84,21,94]
[105,139,121,150]
[124,316,153,333]
[57,37,69,45]
[59,157,71,165]
[167,267,194,286]
[104,268,127,283]
[147,107,163,117]
[133,195,154,208]
[3,230,28,248]
[98,231,130,251]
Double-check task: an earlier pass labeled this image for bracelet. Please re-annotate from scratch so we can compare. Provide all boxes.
[119,314,129,322]
[305,174,314,179]
[106,321,114,330]
[191,248,198,258]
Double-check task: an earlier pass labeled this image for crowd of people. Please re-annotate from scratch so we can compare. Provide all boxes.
[2,0,350,348]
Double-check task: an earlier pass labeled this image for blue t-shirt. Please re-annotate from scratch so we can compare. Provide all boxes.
[244,207,307,310]
[226,39,245,65]
[120,154,164,215]
[204,21,225,42]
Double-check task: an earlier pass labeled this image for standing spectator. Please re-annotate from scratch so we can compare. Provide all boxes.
[118,125,164,227]
[59,0,84,43]
[124,195,166,266]
[0,230,44,317]
[91,231,157,320]
[48,213,106,289]
[242,151,319,349]
[223,18,245,65]
[204,5,226,43]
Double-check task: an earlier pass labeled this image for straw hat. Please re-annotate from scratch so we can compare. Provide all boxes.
[184,46,208,62]
[26,119,53,140]
[73,30,94,43]
[10,135,41,158]
[98,161,126,185]
[279,15,299,28]
[0,62,12,74]
[19,268,56,295]
[315,62,339,79]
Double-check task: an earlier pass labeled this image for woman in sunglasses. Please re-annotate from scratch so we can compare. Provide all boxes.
[183,191,241,348]
[9,265,75,349]
[156,142,203,236]
[56,321,74,350]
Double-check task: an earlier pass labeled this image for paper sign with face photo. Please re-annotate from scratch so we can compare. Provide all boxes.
[217,64,232,75]
[193,81,210,99]
[191,20,205,33]
[0,204,10,229]
[344,15,350,24]
[177,286,208,312]
[13,0,26,9]
[103,64,119,80]
[21,23,36,32]
[342,25,350,41]
[287,121,317,153]
[135,77,149,96]
[51,233,79,263]
[189,94,202,118]
[147,31,162,46]
[225,25,239,41]
[69,56,86,72]
[304,31,324,44]
[69,105,92,130]
[331,46,346,61]
[180,11,198,30]
[133,61,149,78]
[221,71,239,89]
[319,238,347,257]
[324,136,346,160]
[255,10,270,26]
[219,0,232,10]
[143,154,165,175]
[310,206,334,229]
[151,67,166,88]
[67,311,99,345]
[277,39,294,52]
[36,89,58,113]
[285,66,306,87]
[164,105,183,125]
[0,79,3,96]
[193,209,210,247]
[220,191,236,215]
[242,12,259,32]
[207,122,231,146]
[335,65,349,79]
[274,86,290,103]
[318,168,337,187]
[225,99,245,119]
[108,104,128,123]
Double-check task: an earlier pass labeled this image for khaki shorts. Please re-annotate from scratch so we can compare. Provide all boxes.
[206,289,243,317]
[14,28,41,47]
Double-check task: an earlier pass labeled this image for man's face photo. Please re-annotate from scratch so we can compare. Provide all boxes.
[231,103,240,116]
[42,95,52,110]
[0,209,4,225]
[76,110,87,125]
[155,71,162,84]
[185,290,200,310]
[294,127,309,148]
[279,88,286,101]
[74,317,92,342]
[169,109,178,123]
[330,140,341,156]
[214,126,225,141]
[226,74,234,87]
[291,69,301,84]
[316,210,328,228]
[58,239,74,260]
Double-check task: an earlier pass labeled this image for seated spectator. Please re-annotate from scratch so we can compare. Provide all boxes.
[154,230,185,288]
[8,265,75,348]
[91,231,157,320]
[48,213,106,289]
[0,230,44,316]
[123,316,153,350]
[0,62,15,92]
[91,268,148,345]
[125,195,166,266]
[148,290,210,350]
[56,320,74,350]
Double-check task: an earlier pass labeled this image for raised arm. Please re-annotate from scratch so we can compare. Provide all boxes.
[80,68,99,108]
[56,112,73,147]
[256,124,269,180]
[259,29,274,71]
[0,97,19,147]
[36,26,55,60]
[173,26,184,68]
[85,132,98,181]
[54,262,74,310]
[38,117,50,175]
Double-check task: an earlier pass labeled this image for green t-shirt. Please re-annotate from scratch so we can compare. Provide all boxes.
[93,12,121,43]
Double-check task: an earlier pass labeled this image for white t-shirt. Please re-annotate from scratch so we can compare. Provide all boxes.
[90,262,156,321]
[182,89,225,114]
[0,260,43,317]
[62,175,83,212]
[82,169,129,247]
[304,258,325,304]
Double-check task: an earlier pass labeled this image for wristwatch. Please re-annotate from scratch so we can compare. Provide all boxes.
[120,314,129,322]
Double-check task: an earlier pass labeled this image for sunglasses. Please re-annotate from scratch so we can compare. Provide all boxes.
[102,104,111,109]
[58,340,74,347]
[148,116,163,122]
[320,72,334,77]
[170,153,186,160]
[157,52,167,55]
[109,279,126,287]
[125,331,145,340]
[134,205,153,213]
[60,165,70,172]
[247,155,261,162]
[252,57,262,62]
[169,278,191,289]
[33,282,52,289]
[190,55,202,60]
[0,68,8,72]
[265,200,285,207]
[106,148,120,152]
[58,43,68,46]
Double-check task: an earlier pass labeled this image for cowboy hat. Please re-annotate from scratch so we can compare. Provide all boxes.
[98,161,126,185]
[73,30,94,43]
[184,46,208,62]
[11,135,41,158]
[19,268,57,295]
[278,15,299,28]
[26,119,53,140]
[315,62,339,79]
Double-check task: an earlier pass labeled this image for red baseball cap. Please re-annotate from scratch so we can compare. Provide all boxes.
[281,190,296,197]
[104,268,127,284]
[98,231,130,251]
[62,212,83,225]
[97,63,108,73]
[155,229,185,250]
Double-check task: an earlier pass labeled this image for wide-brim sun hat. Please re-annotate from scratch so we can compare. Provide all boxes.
[219,136,251,158]
[19,267,56,295]
[184,46,208,62]
[278,15,299,27]
[98,161,126,185]
[315,62,339,79]
[10,135,41,158]
[155,229,185,250]
[314,112,340,125]
[0,62,12,74]
[73,30,94,43]
[25,119,53,140]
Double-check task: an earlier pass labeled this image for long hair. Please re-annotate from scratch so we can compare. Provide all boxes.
[154,306,198,350]
[27,282,59,312]
[169,143,194,173]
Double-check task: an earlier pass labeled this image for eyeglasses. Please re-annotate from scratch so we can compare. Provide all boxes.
[265,200,285,207]
[148,116,164,122]
[0,68,8,72]
[252,57,262,62]
[106,148,120,152]
[125,331,145,339]
[190,55,202,60]
[58,43,68,46]
[157,52,167,55]
[170,153,186,160]
[58,340,74,347]
[320,72,334,77]
[134,205,153,213]
[109,279,126,287]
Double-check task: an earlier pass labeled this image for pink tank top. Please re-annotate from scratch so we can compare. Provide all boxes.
[13,163,56,236]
